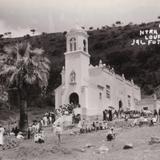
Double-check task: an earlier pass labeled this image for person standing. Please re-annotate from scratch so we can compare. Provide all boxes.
[103,110,106,121]
[0,124,5,146]
[108,109,112,121]
[43,116,48,127]
[158,109,160,123]
[54,123,62,144]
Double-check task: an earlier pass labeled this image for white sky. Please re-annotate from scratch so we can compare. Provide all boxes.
[0,0,160,37]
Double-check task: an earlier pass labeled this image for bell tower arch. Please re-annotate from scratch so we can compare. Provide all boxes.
[66,26,89,53]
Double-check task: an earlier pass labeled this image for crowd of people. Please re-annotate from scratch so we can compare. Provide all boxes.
[78,120,108,134]
[1,104,160,147]
[103,108,160,123]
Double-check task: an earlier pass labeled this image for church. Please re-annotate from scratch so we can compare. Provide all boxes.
[55,26,141,120]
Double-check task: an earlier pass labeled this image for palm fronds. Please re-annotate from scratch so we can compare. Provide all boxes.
[0,42,50,91]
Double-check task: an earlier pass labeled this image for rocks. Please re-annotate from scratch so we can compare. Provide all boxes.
[149,137,160,145]
[96,145,109,154]
[61,148,72,154]
[0,139,19,151]
[123,143,133,149]
[73,147,86,152]
[85,143,94,148]
[69,131,77,135]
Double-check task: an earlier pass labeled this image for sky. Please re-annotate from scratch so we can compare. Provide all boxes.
[0,0,160,37]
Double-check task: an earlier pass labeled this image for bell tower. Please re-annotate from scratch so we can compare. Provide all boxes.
[64,26,90,88]
[66,26,89,53]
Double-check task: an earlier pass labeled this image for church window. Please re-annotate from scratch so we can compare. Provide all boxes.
[70,71,76,84]
[70,38,76,51]
[83,39,86,51]
[106,85,110,98]
[128,95,131,108]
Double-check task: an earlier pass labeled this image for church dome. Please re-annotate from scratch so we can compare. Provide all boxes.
[70,26,85,32]
[67,25,88,36]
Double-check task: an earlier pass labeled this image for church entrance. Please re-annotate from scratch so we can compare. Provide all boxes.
[69,92,80,124]
[69,92,79,105]
[119,100,123,109]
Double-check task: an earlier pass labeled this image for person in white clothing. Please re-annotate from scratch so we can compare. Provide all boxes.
[0,125,5,146]
[54,123,62,144]
[43,116,48,126]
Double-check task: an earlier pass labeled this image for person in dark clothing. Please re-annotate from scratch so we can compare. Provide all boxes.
[158,109,160,122]
[92,122,96,131]
[14,127,19,136]
[154,109,158,117]
[108,110,112,121]
[103,110,106,121]
[27,127,31,139]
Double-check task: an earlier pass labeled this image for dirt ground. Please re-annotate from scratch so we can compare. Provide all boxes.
[1,124,160,160]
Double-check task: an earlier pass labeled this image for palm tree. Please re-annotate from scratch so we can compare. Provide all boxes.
[30,29,36,36]
[0,42,50,132]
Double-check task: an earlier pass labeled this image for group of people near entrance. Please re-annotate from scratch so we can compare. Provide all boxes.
[78,120,108,133]
[103,108,126,121]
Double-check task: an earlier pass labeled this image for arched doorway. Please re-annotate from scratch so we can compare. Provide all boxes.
[69,92,79,105]
[119,100,123,109]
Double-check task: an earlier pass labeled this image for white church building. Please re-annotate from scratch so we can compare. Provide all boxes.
[55,26,141,120]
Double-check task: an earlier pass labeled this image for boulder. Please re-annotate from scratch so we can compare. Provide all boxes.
[123,143,133,149]
[85,143,94,148]
[96,145,109,154]
[149,137,160,145]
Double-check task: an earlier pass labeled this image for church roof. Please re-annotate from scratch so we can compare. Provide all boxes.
[67,25,88,37]
[70,26,85,32]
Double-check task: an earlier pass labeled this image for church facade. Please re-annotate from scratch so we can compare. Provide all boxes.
[55,26,141,119]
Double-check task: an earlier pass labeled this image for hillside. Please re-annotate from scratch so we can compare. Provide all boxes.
[1,21,160,99]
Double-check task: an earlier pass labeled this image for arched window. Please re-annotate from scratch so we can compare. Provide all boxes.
[70,38,76,51]
[70,71,76,83]
[83,39,86,52]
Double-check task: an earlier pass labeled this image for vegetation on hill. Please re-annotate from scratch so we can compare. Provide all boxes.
[1,21,160,109]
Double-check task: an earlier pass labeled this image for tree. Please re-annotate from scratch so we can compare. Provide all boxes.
[0,34,3,39]
[30,29,36,35]
[24,34,31,39]
[115,21,121,25]
[0,42,50,132]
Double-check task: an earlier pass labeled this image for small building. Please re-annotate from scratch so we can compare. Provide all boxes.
[136,94,160,112]
[55,26,141,120]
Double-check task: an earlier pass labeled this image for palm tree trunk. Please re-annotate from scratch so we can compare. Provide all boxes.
[18,90,28,132]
